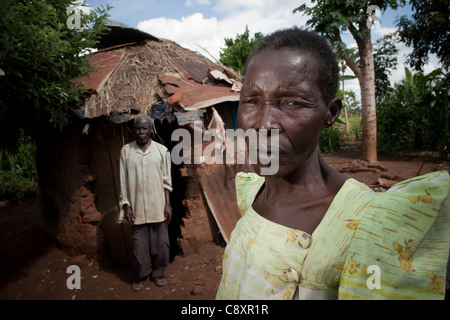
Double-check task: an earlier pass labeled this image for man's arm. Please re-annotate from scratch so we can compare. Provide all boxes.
[119,147,134,225]
[164,188,172,224]
[162,149,172,224]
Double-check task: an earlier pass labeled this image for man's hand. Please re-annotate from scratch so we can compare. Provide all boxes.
[123,205,135,226]
[164,189,172,224]
[164,205,172,224]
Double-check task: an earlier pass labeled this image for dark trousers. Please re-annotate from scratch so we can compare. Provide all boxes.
[132,222,169,280]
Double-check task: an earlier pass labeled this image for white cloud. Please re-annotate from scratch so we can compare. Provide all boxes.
[214,0,275,12]
[137,0,308,60]
[373,27,397,38]
[137,13,222,60]
[185,0,212,7]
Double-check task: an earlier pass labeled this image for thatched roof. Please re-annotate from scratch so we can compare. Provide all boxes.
[76,38,240,120]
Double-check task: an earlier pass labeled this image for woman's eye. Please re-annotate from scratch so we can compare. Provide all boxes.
[283,99,302,107]
[242,98,259,105]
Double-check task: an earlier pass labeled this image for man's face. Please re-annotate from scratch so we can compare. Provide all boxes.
[133,118,152,145]
[238,48,333,178]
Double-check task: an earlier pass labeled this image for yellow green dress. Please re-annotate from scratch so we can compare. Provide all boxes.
[216,171,450,300]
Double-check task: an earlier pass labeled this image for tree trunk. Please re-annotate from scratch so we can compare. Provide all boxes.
[342,24,378,163]
[358,36,378,163]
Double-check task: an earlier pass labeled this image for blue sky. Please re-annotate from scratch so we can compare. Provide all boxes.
[84,0,413,29]
[82,0,437,98]
[84,0,413,58]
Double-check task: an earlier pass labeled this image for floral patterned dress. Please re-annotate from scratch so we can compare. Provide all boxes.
[216,171,450,300]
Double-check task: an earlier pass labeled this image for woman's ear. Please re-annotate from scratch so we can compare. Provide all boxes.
[324,97,342,128]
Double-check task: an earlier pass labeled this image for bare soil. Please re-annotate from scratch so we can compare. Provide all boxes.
[0,141,448,300]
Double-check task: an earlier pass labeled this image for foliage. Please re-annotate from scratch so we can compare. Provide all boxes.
[0,0,110,151]
[396,0,450,71]
[219,25,263,72]
[350,118,363,141]
[0,170,37,200]
[320,125,346,154]
[338,88,359,111]
[373,33,399,104]
[377,67,449,158]
[0,134,37,200]
[321,80,359,152]
[0,134,36,180]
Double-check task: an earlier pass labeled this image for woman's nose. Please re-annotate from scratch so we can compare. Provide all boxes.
[256,104,281,132]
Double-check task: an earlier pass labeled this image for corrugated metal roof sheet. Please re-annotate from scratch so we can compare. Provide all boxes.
[77,49,125,93]
[159,72,240,110]
[198,163,254,243]
[159,58,241,110]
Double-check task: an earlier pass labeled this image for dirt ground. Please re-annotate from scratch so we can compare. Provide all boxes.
[0,197,225,300]
[0,142,448,300]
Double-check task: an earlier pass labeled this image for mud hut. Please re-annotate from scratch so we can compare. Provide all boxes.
[37,20,246,264]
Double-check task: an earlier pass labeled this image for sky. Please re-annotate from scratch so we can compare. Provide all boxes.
[82,0,440,102]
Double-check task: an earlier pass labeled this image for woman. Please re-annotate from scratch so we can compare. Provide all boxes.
[216,27,449,300]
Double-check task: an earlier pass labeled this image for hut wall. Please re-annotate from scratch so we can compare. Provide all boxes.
[36,120,107,259]
[89,119,135,265]
[178,163,220,254]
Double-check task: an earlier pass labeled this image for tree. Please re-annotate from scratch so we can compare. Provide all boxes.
[373,32,399,105]
[396,0,450,71]
[377,67,449,158]
[219,25,263,72]
[294,0,402,163]
[0,0,110,151]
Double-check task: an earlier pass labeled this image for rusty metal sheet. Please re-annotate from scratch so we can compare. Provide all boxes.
[77,49,124,93]
[170,60,218,83]
[159,73,240,110]
[198,163,254,243]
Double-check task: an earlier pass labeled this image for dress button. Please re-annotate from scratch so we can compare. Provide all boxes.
[282,267,300,284]
[298,232,311,249]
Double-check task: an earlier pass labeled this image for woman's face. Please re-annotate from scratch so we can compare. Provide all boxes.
[238,47,340,178]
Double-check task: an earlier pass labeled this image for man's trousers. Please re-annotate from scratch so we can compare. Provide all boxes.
[131,222,169,280]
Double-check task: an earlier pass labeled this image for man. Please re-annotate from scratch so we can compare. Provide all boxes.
[119,114,172,291]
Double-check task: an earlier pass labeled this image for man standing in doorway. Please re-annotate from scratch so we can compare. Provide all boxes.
[119,114,172,291]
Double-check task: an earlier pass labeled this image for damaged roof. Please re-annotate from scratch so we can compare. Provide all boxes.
[95,19,160,49]
[74,22,241,119]
[158,61,241,111]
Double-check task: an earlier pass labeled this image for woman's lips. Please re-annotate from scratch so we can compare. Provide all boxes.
[250,145,288,159]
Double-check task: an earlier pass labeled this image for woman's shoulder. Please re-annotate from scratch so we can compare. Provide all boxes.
[330,171,449,223]
[339,171,450,300]
[235,172,265,195]
[346,170,449,199]
[384,171,449,207]
[388,170,449,193]
[236,171,264,184]
[362,170,449,238]
[235,172,265,216]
